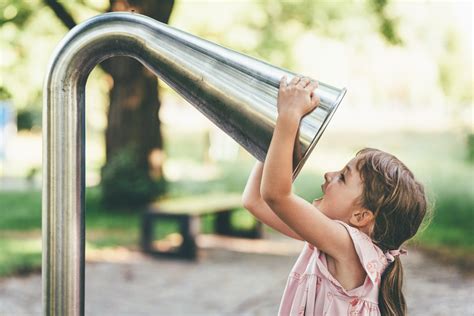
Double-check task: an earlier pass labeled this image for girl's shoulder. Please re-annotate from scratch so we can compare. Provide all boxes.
[333,220,378,247]
[333,220,389,285]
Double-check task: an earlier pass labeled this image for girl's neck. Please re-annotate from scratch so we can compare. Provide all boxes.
[359,223,374,237]
[360,225,372,236]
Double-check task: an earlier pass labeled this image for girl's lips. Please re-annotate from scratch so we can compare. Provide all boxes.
[313,197,323,207]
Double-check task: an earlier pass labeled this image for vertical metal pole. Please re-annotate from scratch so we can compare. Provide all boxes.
[42,72,86,316]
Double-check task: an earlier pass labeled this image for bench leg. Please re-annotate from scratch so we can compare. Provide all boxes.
[142,213,199,260]
[179,215,199,259]
[251,221,264,239]
[215,211,233,236]
[141,213,154,253]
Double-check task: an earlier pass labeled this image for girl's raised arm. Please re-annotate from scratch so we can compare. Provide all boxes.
[242,161,303,240]
[261,76,355,261]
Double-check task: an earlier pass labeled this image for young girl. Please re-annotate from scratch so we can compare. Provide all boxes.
[242,76,428,316]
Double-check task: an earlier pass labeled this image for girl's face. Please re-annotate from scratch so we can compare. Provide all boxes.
[313,157,365,221]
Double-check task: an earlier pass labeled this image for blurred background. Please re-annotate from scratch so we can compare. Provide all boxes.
[0,0,472,313]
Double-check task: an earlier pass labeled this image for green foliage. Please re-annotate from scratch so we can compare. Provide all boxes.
[16,108,41,131]
[16,110,32,130]
[437,28,473,105]
[246,0,402,68]
[0,86,11,100]
[468,134,474,163]
[0,0,64,111]
[369,0,402,45]
[0,0,38,28]
[415,184,474,250]
[100,146,167,208]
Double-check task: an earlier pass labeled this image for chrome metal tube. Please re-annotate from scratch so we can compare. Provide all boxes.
[43,12,346,315]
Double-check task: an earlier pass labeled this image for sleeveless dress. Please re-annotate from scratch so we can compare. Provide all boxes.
[278,220,389,316]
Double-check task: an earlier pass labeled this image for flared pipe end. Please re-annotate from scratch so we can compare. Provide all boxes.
[292,87,347,180]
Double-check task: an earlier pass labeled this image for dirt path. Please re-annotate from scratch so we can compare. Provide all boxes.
[0,235,473,315]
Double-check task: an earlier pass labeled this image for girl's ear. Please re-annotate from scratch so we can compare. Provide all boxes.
[349,208,374,228]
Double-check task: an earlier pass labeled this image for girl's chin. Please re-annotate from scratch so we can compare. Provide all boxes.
[313,197,323,207]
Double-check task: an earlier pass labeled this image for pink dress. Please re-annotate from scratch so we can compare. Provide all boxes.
[278,220,389,316]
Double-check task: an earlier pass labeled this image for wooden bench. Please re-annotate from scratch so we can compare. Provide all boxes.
[141,193,263,259]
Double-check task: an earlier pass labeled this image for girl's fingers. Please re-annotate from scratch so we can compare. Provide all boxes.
[296,77,311,88]
[289,76,301,86]
[280,76,288,89]
[305,80,319,92]
[311,93,321,107]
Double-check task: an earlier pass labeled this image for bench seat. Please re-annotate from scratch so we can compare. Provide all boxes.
[141,193,263,260]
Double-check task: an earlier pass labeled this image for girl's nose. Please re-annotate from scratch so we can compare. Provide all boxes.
[324,171,337,182]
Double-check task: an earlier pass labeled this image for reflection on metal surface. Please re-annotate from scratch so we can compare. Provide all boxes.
[43,12,346,315]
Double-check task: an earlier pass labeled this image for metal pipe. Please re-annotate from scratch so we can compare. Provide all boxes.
[43,12,346,315]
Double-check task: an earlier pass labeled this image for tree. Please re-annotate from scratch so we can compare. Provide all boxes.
[44,0,174,208]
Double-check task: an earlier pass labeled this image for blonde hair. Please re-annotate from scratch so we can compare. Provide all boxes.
[355,148,429,316]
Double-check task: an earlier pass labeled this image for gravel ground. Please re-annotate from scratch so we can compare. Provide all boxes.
[0,234,473,316]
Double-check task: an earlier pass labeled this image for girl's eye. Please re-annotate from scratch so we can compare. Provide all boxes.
[339,173,345,183]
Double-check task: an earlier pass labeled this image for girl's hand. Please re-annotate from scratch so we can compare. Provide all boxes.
[277,76,320,118]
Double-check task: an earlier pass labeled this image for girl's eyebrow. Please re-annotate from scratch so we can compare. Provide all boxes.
[344,165,353,177]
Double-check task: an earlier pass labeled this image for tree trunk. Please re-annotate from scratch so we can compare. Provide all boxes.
[98,0,174,207]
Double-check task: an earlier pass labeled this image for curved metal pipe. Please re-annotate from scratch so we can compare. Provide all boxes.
[43,12,346,315]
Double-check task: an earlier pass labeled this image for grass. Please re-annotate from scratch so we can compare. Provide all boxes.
[1,131,473,277]
[0,184,258,277]
[0,238,42,276]
[0,191,42,231]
